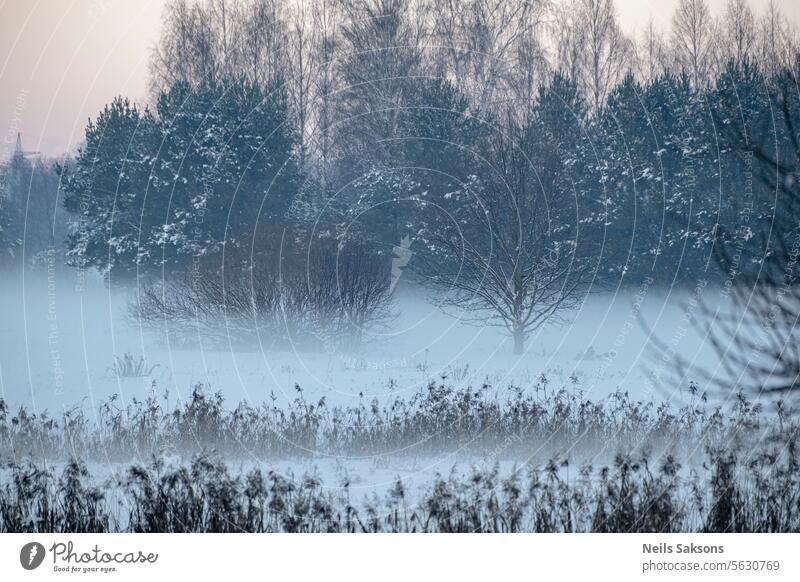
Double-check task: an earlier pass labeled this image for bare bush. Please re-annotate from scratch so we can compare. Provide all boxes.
[131,235,394,350]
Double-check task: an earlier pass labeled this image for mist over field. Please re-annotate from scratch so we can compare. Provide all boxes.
[0,268,728,412]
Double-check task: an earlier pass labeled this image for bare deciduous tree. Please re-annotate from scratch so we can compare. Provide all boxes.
[417,102,593,355]
[551,1,584,83]
[310,1,341,194]
[286,0,315,166]
[552,0,631,115]
[238,0,287,87]
[756,0,798,80]
[150,0,221,93]
[434,0,545,116]
[635,19,669,83]
[578,0,631,114]
[149,0,288,96]
[719,0,756,68]
[671,0,717,89]
[335,0,425,161]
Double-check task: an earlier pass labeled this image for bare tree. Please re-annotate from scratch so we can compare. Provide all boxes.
[551,1,584,83]
[635,19,669,83]
[577,0,631,114]
[671,0,717,90]
[551,0,631,114]
[417,103,593,355]
[311,238,395,347]
[150,0,221,94]
[335,0,425,163]
[149,0,288,95]
[756,0,798,80]
[286,0,315,166]
[433,0,545,116]
[237,0,287,87]
[210,0,235,81]
[508,19,551,122]
[309,0,341,191]
[719,0,756,69]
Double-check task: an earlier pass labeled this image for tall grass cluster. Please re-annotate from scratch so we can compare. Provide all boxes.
[2,442,800,533]
[0,381,773,461]
[1,382,798,532]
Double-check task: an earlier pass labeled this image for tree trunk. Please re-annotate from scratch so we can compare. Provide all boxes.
[513,327,525,355]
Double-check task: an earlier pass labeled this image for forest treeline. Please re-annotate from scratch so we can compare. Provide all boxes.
[2,0,800,352]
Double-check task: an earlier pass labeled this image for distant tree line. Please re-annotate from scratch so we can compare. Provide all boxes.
[43,0,800,352]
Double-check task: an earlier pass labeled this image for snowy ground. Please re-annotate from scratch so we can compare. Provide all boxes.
[0,266,729,415]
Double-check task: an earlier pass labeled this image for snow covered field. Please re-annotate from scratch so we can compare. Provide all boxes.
[0,267,726,414]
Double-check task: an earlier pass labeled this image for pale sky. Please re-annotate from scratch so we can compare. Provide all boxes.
[1,0,799,158]
[0,0,164,159]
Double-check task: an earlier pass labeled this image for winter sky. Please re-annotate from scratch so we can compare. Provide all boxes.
[1,0,799,158]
